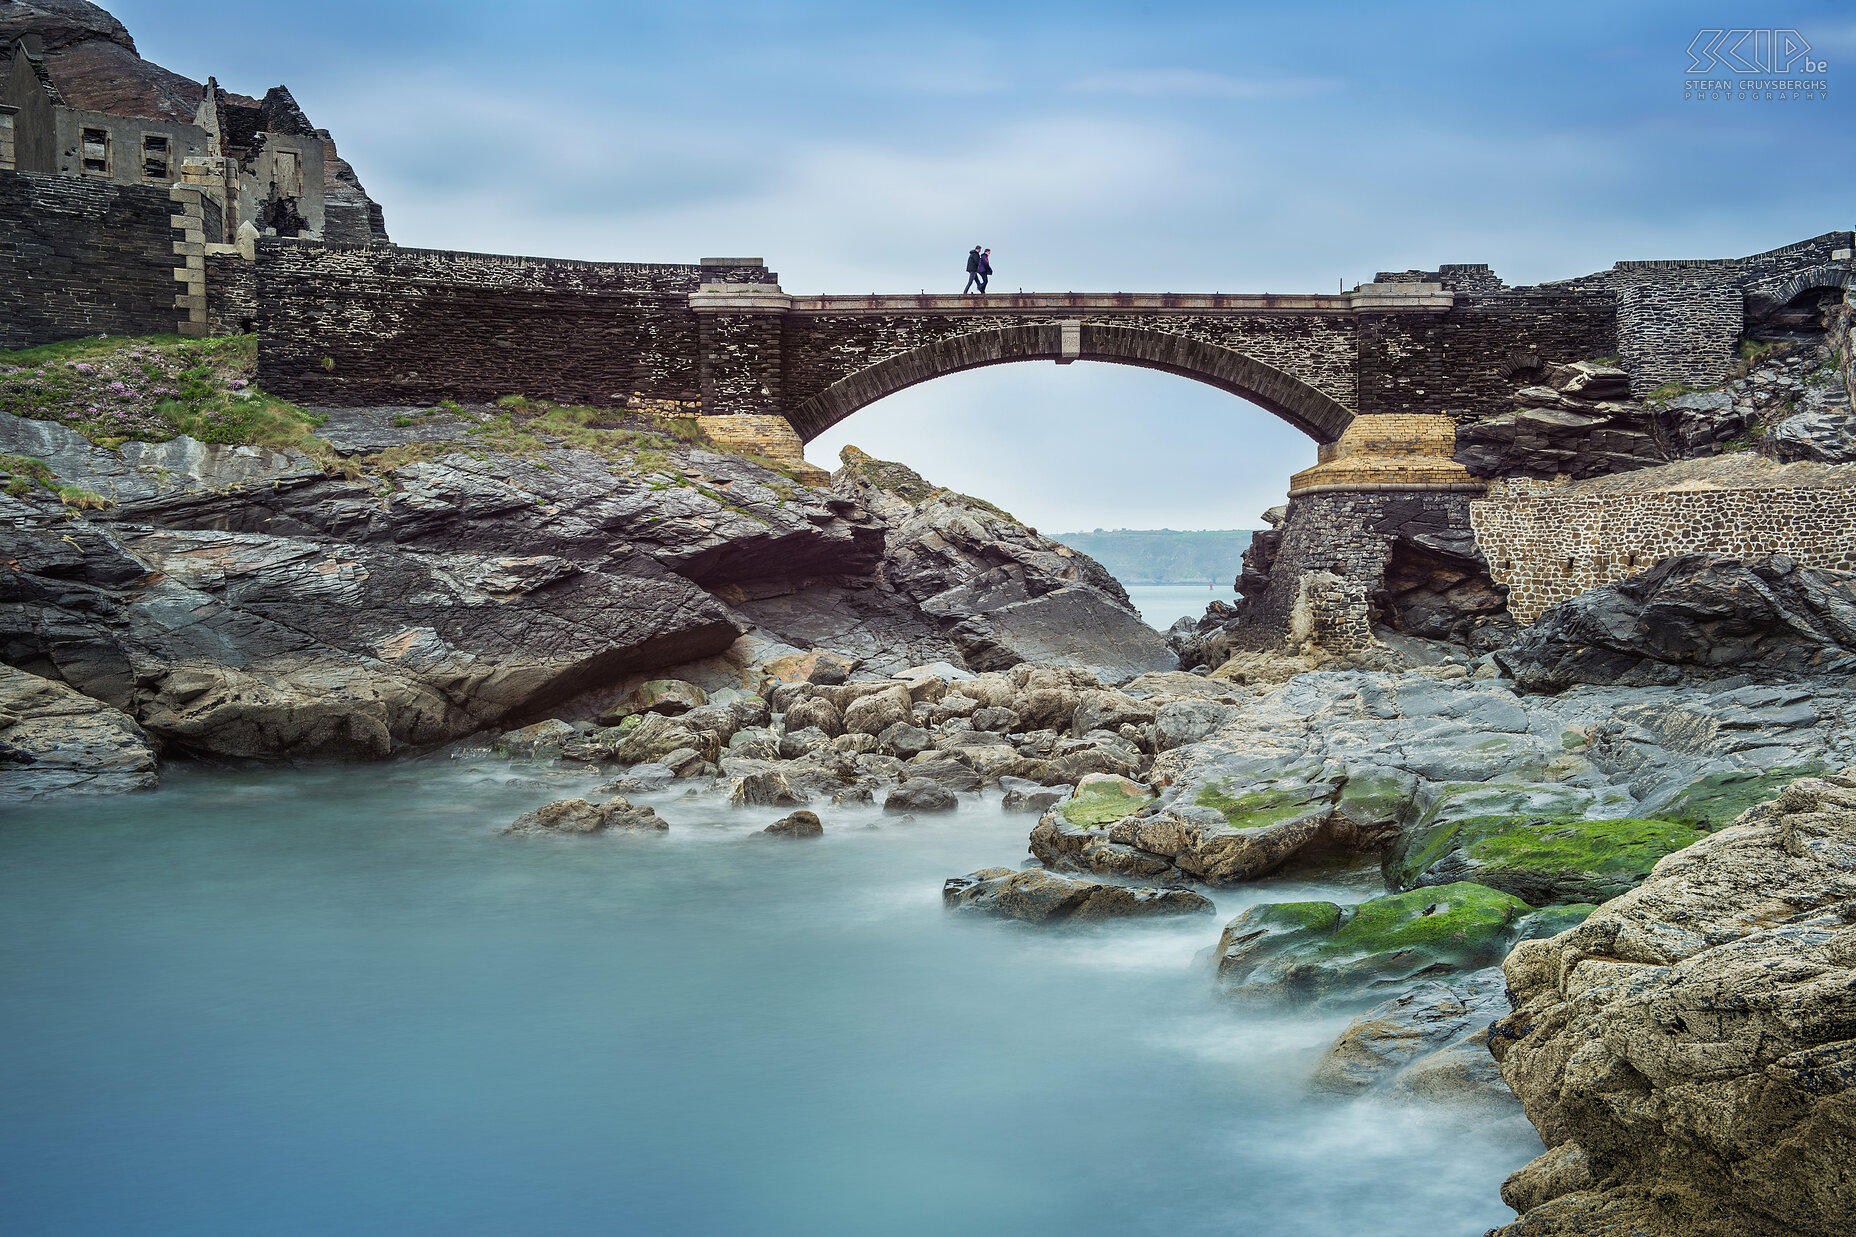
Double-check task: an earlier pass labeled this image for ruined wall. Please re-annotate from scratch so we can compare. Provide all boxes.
[1471,473,1856,624]
[1616,281,1743,397]
[254,242,774,407]
[0,168,188,346]
[1356,295,1617,422]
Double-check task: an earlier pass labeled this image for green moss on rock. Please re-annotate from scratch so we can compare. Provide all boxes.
[1386,813,1701,906]
[1060,780,1153,828]
[1659,766,1824,831]
[1194,779,1336,830]
[1214,881,1533,1004]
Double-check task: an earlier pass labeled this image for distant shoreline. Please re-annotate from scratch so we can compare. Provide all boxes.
[1051,529,1257,588]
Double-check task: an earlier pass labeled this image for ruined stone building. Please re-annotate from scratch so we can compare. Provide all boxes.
[0,0,386,244]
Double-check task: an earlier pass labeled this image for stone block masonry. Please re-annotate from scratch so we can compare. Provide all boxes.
[0,168,206,346]
[1471,462,1856,624]
[1617,281,1742,397]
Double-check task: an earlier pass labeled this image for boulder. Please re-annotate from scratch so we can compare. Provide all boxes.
[1769,408,1856,464]
[492,718,579,759]
[598,763,674,795]
[884,781,958,813]
[0,663,158,800]
[1489,771,1856,1237]
[943,867,1215,923]
[1497,555,1856,693]
[1213,882,1550,1004]
[999,775,1067,815]
[876,721,932,758]
[842,684,914,736]
[783,695,844,738]
[730,770,810,808]
[762,809,823,839]
[502,796,667,836]
[599,679,707,722]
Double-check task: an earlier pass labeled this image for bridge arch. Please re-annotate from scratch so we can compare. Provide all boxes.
[1763,264,1856,307]
[785,322,1356,444]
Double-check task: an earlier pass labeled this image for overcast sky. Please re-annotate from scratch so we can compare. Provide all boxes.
[115,0,1854,532]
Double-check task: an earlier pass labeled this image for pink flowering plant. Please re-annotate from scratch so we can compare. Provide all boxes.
[0,334,327,452]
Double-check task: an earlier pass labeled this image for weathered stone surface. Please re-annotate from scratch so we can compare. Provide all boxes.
[999,775,1066,815]
[1497,554,1856,692]
[1770,408,1856,464]
[729,770,810,808]
[762,809,823,838]
[884,781,958,813]
[502,796,666,836]
[942,866,1214,923]
[1312,966,1519,1111]
[0,662,157,799]
[1488,771,1856,1237]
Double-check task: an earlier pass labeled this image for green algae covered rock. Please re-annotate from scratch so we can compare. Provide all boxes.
[1655,765,1825,831]
[1058,774,1155,828]
[1214,882,1538,1004]
[1386,814,1703,906]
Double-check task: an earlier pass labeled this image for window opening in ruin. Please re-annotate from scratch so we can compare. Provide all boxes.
[142,134,171,180]
[81,127,110,175]
[274,149,302,198]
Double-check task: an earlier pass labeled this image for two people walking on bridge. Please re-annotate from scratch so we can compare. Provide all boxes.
[963,245,993,294]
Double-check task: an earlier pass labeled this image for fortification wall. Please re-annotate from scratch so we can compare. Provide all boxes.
[0,169,189,346]
[1471,469,1856,623]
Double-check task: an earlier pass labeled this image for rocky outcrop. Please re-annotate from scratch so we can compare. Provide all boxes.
[0,662,156,799]
[1024,664,1856,888]
[828,447,1172,683]
[762,809,823,838]
[942,866,1213,923]
[1,410,1157,779]
[1488,771,1856,1236]
[1497,554,1856,692]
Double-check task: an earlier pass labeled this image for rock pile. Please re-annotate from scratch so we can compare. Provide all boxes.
[1488,770,1856,1236]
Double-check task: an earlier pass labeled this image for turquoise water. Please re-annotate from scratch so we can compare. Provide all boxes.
[1124,583,1232,631]
[0,761,1539,1236]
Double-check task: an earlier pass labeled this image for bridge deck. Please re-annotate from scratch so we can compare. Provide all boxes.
[782,289,1449,314]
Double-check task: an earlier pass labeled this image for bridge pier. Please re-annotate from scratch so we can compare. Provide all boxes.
[1234,415,1491,655]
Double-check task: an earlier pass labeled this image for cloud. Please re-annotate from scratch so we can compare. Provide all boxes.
[1067,69,1343,100]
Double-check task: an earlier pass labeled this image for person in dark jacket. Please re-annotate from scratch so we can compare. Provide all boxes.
[963,245,983,293]
[977,248,993,293]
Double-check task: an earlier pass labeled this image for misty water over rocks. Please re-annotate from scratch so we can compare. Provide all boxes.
[0,758,1542,1237]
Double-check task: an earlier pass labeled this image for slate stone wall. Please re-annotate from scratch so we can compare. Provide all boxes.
[0,168,186,347]
[254,240,775,407]
[1355,296,1617,421]
[206,250,257,335]
[1616,281,1744,397]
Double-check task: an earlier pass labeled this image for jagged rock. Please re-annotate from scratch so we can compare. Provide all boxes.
[493,719,579,759]
[502,796,666,836]
[729,770,810,808]
[829,447,1172,682]
[599,763,674,794]
[1488,771,1856,1237]
[1770,408,1856,463]
[0,662,157,799]
[884,781,958,813]
[876,721,932,758]
[598,679,706,722]
[942,867,1214,923]
[762,809,823,839]
[1497,554,1856,692]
